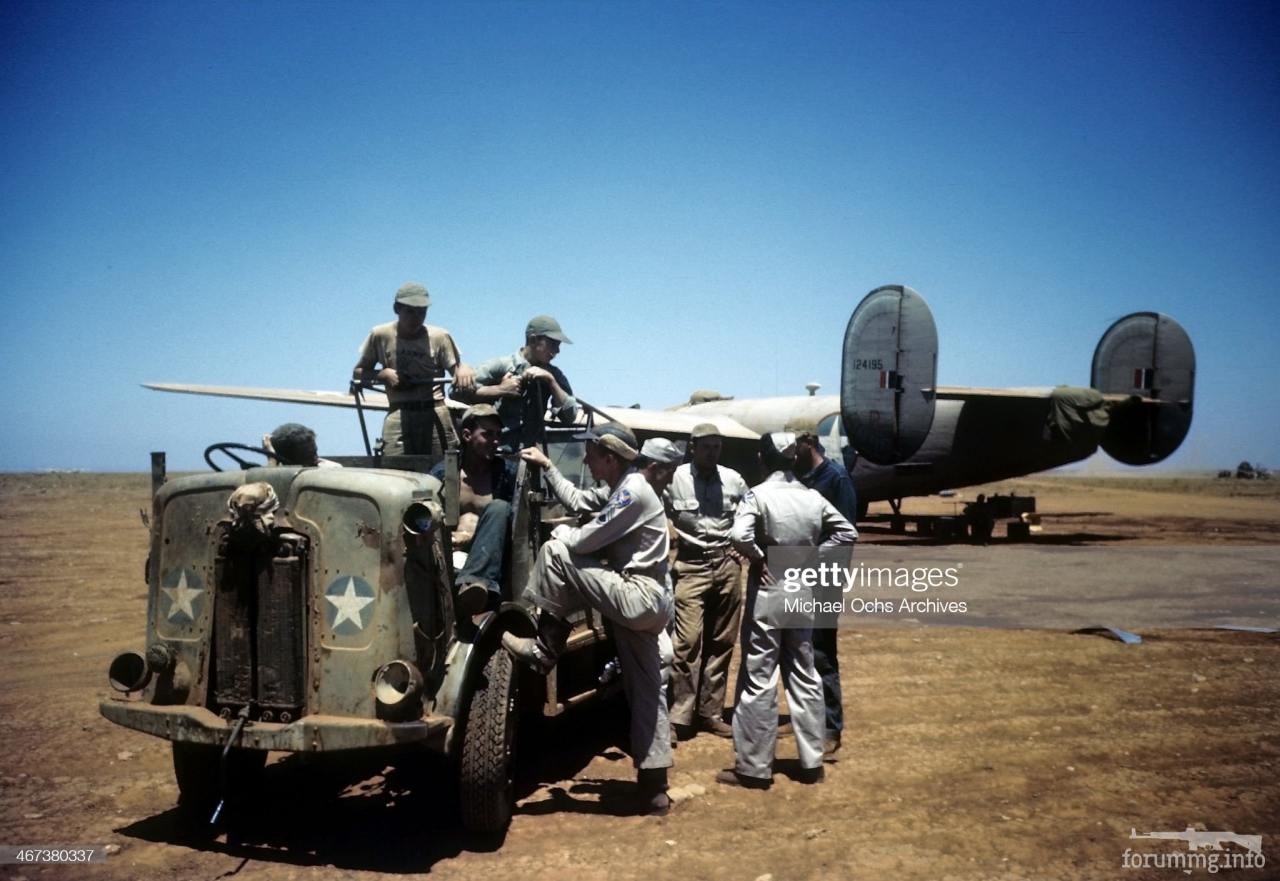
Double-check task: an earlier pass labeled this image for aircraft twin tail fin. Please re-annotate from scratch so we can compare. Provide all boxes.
[840,285,938,465]
[1091,312,1196,464]
[840,288,1197,468]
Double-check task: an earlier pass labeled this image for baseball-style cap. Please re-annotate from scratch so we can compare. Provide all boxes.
[395,282,431,308]
[761,431,798,461]
[459,403,502,428]
[525,315,572,344]
[575,424,639,461]
[690,422,722,440]
[639,437,682,465]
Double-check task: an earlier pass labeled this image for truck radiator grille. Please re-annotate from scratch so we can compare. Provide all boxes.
[212,530,308,720]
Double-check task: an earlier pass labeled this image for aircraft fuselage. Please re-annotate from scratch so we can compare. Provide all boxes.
[677,393,1096,502]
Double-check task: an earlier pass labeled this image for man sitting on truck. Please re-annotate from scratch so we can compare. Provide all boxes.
[430,404,516,615]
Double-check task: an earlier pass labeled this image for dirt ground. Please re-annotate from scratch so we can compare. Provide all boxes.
[1,472,1277,881]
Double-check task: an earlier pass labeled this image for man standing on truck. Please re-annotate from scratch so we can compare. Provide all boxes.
[352,281,475,456]
[507,424,673,814]
[460,315,577,449]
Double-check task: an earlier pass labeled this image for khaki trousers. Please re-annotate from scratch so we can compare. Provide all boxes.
[381,405,457,456]
[523,539,672,769]
[669,552,742,727]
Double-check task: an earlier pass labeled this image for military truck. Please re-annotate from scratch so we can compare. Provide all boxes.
[100,416,619,835]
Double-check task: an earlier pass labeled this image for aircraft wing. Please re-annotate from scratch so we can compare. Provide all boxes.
[587,405,758,440]
[934,385,1134,403]
[143,383,758,439]
[143,382,395,410]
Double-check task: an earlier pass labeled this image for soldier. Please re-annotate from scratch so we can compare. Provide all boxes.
[430,405,517,615]
[263,423,341,468]
[637,436,682,496]
[507,424,673,814]
[352,281,475,456]
[464,315,577,447]
[718,432,857,789]
[789,417,858,755]
[664,423,749,740]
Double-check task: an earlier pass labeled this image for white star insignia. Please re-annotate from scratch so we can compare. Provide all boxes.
[327,577,374,631]
[162,570,203,621]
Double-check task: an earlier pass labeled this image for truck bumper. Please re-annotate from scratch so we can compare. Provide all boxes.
[100,700,453,752]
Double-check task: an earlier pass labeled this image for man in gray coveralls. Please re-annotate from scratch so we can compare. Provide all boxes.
[718,431,857,790]
[506,424,674,814]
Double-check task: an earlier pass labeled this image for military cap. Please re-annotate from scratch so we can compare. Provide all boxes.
[761,431,798,461]
[459,403,502,428]
[575,424,639,461]
[394,282,431,308]
[639,437,682,465]
[690,422,722,440]
[525,315,572,344]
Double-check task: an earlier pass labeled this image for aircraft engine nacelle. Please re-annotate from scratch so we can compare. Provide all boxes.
[841,285,938,465]
[1091,312,1195,465]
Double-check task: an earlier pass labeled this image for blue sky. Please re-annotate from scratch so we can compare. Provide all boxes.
[2,0,1277,472]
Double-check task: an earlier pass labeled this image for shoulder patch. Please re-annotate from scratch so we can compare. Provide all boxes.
[594,488,634,524]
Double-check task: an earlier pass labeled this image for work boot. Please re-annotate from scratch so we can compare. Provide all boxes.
[823,732,842,756]
[636,767,671,816]
[714,769,771,790]
[455,581,489,616]
[795,766,825,785]
[698,716,734,739]
[501,610,571,674]
[671,722,698,742]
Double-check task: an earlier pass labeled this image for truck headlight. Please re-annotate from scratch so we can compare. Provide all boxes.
[107,651,151,693]
[373,660,424,721]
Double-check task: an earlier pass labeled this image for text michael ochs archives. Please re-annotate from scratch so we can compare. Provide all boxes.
[758,548,968,628]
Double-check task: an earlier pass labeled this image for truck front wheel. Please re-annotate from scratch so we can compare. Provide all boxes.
[458,647,518,834]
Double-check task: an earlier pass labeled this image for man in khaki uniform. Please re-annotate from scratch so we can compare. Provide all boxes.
[352,281,475,456]
[507,424,673,814]
[664,422,749,739]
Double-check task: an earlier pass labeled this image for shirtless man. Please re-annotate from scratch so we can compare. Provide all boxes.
[431,404,516,614]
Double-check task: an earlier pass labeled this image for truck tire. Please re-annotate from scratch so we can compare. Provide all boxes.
[458,647,518,834]
[172,741,266,822]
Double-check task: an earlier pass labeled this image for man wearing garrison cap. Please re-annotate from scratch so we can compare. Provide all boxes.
[462,315,578,447]
[508,423,673,815]
[353,281,476,456]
